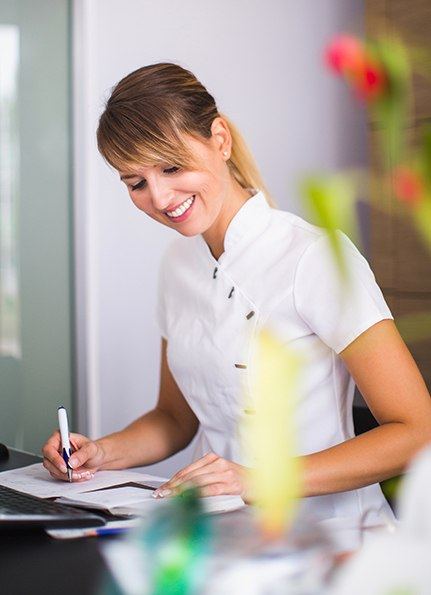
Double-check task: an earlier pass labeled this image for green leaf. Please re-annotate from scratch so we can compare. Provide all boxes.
[420,124,431,190]
[412,198,431,252]
[369,38,411,167]
[301,173,359,279]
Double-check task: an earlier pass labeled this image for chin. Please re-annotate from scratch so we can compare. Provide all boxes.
[174,222,206,237]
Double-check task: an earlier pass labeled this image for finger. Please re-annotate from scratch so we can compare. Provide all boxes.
[196,483,227,497]
[163,453,219,487]
[43,458,69,481]
[70,437,79,453]
[184,471,225,489]
[73,465,97,475]
[43,457,95,482]
[72,470,95,481]
[42,433,69,473]
[154,464,225,499]
[169,460,224,489]
[194,470,243,495]
[68,442,98,470]
[69,432,89,448]
[44,450,68,473]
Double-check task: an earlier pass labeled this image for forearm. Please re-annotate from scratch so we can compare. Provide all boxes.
[301,421,431,497]
[95,407,194,470]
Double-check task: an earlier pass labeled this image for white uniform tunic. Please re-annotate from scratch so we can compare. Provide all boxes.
[157,190,395,546]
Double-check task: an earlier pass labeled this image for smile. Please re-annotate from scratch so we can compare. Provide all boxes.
[165,196,195,218]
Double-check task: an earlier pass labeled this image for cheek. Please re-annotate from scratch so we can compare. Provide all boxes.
[128,192,152,215]
[181,169,222,195]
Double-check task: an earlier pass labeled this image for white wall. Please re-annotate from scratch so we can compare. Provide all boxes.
[73,0,366,477]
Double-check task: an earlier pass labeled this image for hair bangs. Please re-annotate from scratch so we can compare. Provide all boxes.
[97,104,200,173]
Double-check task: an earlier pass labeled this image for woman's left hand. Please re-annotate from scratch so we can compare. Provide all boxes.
[153,452,249,500]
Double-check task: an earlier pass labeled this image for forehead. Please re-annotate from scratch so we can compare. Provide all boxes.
[118,164,157,181]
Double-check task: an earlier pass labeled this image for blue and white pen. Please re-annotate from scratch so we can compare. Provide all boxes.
[58,406,73,482]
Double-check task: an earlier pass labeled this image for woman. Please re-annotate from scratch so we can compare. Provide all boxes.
[43,62,431,538]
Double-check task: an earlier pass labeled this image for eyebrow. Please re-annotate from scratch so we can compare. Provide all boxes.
[120,174,140,181]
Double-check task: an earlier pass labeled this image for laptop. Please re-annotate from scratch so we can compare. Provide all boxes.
[0,484,106,528]
[0,443,105,529]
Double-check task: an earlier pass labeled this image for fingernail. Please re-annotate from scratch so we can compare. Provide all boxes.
[69,457,76,468]
[61,465,67,474]
[160,488,172,497]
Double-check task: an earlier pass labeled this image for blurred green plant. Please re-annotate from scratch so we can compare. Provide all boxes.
[301,32,431,506]
[141,487,211,595]
[318,33,431,346]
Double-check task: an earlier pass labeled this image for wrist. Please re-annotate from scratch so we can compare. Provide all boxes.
[94,436,111,469]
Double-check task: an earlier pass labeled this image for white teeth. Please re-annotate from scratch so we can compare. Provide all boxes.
[166,196,194,218]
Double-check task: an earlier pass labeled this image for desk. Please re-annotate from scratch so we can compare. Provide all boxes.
[0,448,109,595]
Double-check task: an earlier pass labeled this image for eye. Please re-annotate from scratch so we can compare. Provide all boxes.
[130,179,146,191]
[129,166,180,191]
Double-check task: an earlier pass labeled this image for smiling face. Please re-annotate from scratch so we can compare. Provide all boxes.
[118,119,236,239]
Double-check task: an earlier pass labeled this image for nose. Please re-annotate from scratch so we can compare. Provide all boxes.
[146,176,174,212]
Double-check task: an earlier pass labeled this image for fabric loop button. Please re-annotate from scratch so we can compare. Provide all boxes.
[228,287,235,299]
[213,267,218,279]
[246,311,255,320]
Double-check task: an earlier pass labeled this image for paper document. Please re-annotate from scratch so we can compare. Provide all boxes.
[56,486,156,514]
[56,487,245,517]
[0,463,166,499]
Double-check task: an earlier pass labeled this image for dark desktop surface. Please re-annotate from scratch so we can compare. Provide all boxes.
[0,448,109,595]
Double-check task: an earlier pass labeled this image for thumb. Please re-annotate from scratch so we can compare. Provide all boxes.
[68,442,96,469]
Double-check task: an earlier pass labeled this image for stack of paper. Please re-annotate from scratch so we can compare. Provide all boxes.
[0,463,245,520]
[0,463,165,498]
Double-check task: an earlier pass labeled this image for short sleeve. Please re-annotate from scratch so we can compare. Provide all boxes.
[293,231,393,354]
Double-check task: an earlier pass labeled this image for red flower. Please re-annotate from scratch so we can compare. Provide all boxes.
[350,57,386,101]
[325,34,387,102]
[325,34,365,76]
[393,166,424,206]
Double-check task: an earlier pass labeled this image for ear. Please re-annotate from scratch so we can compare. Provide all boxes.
[210,117,232,160]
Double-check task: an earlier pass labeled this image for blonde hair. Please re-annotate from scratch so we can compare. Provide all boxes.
[97,62,274,206]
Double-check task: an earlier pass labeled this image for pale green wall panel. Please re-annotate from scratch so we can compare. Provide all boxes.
[0,0,73,454]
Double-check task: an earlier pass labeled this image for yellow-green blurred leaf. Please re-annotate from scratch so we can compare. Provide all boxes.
[243,330,303,537]
[301,173,359,280]
[412,198,431,252]
[421,125,431,190]
[370,37,411,167]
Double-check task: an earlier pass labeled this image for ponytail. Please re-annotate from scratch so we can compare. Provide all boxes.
[220,113,276,207]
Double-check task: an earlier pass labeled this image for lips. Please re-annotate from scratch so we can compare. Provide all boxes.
[165,195,195,219]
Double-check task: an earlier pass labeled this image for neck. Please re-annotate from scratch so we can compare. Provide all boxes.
[202,181,252,260]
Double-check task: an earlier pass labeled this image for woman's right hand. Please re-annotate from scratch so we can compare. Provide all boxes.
[42,431,106,482]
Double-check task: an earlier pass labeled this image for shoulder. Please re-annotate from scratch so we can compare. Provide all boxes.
[262,206,374,294]
[261,206,329,266]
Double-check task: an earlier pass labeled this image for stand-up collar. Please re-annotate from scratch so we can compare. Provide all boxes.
[223,189,271,253]
[197,189,272,264]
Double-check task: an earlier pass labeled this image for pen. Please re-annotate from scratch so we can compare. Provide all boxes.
[91,527,130,537]
[58,406,73,483]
